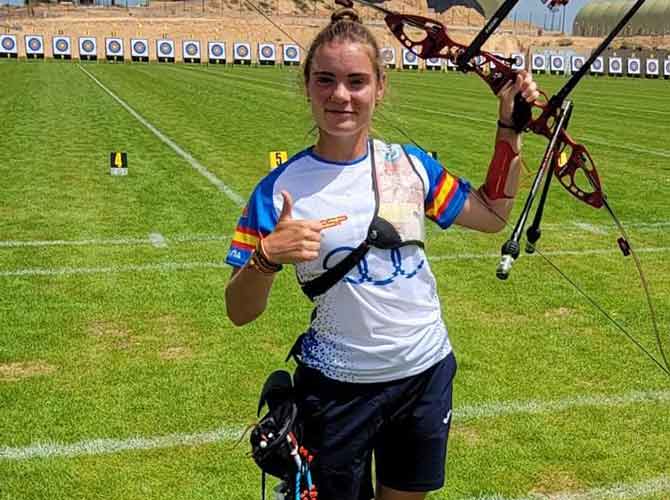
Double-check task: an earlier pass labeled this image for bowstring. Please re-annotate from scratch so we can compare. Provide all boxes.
[377,108,670,377]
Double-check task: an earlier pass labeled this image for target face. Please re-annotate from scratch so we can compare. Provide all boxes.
[133,41,147,55]
[382,49,394,62]
[405,51,417,63]
[236,45,249,57]
[27,37,42,51]
[82,39,95,53]
[629,60,639,72]
[285,46,298,59]
[552,57,563,69]
[185,43,198,56]
[211,43,224,57]
[610,60,620,71]
[1,37,15,51]
[592,58,602,71]
[513,55,523,67]
[428,57,439,64]
[533,56,543,65]
[108,40,121,54]
[574,58,584,69]
[260,45,273,58]
[647,60,657,73]
[56,39,69,52]
[159,42,172,55]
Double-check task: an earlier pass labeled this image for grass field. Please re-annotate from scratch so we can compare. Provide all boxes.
[1,59,669,500]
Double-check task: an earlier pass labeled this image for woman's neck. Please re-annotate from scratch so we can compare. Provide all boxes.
[313,131,369,163]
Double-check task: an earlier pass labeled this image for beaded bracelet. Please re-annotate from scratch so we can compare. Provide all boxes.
[248,239,283,274]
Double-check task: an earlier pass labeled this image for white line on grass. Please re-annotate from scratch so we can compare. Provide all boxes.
[464,475,670,500]
[0,426,243,461]
[2,246,669,278]
[0,261,229,277]
[1,389,668,461]
[1,220,667,250]
[148,232,168,248]
[0,234,230,248]
[78,65,245,207]
[393,102,670,159]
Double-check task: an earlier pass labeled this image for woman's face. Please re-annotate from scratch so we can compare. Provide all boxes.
[306,40,384,140]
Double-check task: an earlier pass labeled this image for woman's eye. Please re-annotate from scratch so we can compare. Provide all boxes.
[316,77,334,85]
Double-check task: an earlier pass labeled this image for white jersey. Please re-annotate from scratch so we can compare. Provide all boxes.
[227,141,470,383]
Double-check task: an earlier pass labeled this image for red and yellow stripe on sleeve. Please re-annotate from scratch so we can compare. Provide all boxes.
[426,170,459,220]
[231,226,261,251]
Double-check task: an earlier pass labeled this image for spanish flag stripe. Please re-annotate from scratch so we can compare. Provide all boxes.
[426,172,456,218]
[231,240,256,251]
[232,228,260,247]
[433,178,459,219]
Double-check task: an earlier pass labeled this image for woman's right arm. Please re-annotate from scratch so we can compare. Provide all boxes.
[225,191,322,326]
[225,265,277,326]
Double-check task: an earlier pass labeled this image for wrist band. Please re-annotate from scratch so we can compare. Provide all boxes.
[248,239,283,274]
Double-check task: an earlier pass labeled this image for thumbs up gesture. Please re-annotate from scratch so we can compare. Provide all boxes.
[261,191,323,264]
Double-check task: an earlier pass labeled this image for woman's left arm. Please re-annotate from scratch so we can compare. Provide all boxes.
[455,71,539,233]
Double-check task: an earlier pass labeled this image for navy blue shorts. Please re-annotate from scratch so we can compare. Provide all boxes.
[293,353,457,500]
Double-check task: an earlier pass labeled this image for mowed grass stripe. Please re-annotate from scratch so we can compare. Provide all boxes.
[3,388,668,460]
[79,65,245,206]
[82,63,314,194]
[1,63,239,242]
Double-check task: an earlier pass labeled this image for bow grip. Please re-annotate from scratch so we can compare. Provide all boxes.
[511,93,532,133]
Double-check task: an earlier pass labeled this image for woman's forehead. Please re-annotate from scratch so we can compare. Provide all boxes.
[311,41,375,74]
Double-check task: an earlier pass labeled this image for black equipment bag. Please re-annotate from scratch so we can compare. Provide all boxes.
[250,370,301,481]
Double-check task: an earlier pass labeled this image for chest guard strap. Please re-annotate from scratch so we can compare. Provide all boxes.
[300,140,426,301]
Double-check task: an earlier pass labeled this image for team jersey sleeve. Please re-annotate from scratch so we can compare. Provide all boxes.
[225,176,279,269]
[405,145,471,229]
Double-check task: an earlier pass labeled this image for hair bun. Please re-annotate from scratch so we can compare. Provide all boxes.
[331,7,361,24]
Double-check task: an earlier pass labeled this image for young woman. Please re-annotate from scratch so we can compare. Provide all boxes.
[225,9,539,500]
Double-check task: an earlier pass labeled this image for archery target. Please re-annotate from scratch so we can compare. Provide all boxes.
[402,48,418,68]
[511,53,525,70]
[664,59,670,78]
[426,56,442,69]
[381,47,396,67]
[258,43,276,62]
[550,55,565,73]
[79,37,97,58]
[131,38,148,58]
[208,41,226,61]
[531,54,546,72]
[0,35,17,56]
[105,37,124,58]
[52,36,71,57]
[156,39,175,60]
[608,56,622,75]
[182,40,201,60]
[234,42,251,61]
[24,35,44,56]
[590,56,604,74]
[570,55,585,73]
[627,57,640,75]
[645,58,658,77]
[283,44,300,64]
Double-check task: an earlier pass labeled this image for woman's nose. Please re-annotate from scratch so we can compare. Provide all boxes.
[330,82,350,102]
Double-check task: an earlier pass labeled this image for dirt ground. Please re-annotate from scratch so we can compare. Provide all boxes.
[1,0,668,60]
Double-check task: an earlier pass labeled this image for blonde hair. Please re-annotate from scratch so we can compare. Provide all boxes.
[303,8,384,85]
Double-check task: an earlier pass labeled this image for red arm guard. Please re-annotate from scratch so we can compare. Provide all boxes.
[481,140,519,200]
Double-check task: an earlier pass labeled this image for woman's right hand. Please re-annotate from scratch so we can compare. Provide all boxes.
[262,191,322,264]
